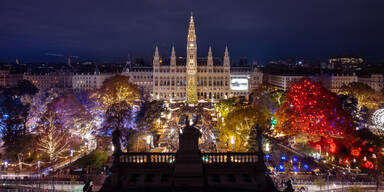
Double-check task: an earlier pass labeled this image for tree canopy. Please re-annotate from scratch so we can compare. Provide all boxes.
[91,75,140,108]
[339,82,383,110]
[276,78,354,140]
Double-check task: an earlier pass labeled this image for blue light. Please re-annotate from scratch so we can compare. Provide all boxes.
[2,114,9,119]
[278,164,285,172]
[265,154,270,159]
[281,155,287,161]
[292,165,298,172]
[292,156,298,162]
[304,164,309,171]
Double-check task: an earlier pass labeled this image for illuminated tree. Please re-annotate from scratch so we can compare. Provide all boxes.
[136,101,167,135]
[91,75,140,109]
[276,78,354,140]
[250,84,285,137]
[339,82,383,110]
[47,95,93,138]
[103,102,133,132]
[216,97,246,116]
[90,75,140,148]
[36,112,71,164]
[219,104,270,152]
[25,89,59,131]
[250,84,285,108]
[0,80,38,161]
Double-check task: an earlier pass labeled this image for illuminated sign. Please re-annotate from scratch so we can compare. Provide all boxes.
[230,77,248,91]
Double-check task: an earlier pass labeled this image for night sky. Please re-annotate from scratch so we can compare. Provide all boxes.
[1,0,384,63]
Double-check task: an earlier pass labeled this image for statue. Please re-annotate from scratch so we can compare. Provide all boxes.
[112,128,122,170]
[256,124,264,155]
[178,116,201,152]
[112,128,122,155]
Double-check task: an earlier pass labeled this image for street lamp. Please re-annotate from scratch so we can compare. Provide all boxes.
[4,160,8,170]
[265,143,270,152]
[146,135,153,151]
[37,160,41,189]
[70,149,74,168]
[230,136,236,152]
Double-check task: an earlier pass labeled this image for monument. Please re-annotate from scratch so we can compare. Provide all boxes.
[100,117,277,192]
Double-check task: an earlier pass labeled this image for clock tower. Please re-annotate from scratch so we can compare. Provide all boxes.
[186,14,198,103]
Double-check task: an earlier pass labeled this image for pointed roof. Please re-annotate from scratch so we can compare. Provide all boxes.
[208,46,213,57]
[154,45,159,57]
[171,45,176,57]
[188,14,196,41]
[224,45,229,57]
[190,12,194,23]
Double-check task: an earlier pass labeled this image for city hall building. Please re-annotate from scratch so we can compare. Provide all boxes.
[152,15,230,102]
[123,15,263,102]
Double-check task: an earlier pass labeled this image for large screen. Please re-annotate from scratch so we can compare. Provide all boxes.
[230,77,248,91]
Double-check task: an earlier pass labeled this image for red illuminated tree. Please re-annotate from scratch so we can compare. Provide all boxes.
[276,78,354,140]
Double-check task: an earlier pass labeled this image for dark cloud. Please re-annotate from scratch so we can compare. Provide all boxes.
[0,0,383,62]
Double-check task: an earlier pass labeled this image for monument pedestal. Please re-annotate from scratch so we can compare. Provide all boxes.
[173,151,204,187]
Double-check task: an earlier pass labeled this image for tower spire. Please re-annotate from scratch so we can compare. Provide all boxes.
[188,14,196,43]
[171,45,176,66]
[171,45,176,57]
[186,14,198,103]
[224,45,230,67]
[207,46,213,66]
[155,45,159,57]
[153,45,160,66]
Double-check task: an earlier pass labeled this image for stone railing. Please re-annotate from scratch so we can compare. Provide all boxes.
[201,152,259,164]
[119,152,260,165]
[120,153,176,164]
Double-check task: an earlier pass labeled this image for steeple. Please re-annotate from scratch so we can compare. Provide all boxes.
[224,45,230,67]
[207,46,213,66]
[155,45,159,57]
[171,45,176,66]
[186,13,198,104]
[224,45,229,57]
[153,45,160,67]
[187,13,196,45]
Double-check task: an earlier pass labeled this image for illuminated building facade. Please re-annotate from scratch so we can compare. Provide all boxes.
[152,15,231,102]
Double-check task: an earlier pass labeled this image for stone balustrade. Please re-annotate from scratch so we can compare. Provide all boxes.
[120,153,176,164]
[201,153,259,164]
[119,152,260,165]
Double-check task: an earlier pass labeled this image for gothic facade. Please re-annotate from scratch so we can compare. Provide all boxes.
[152,15,231,102]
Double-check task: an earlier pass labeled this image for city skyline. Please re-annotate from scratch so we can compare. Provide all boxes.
[1,0,384,63]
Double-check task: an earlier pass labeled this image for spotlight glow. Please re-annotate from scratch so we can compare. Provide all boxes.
[372,109,384,130]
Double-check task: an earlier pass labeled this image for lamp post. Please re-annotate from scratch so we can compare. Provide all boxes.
[4,160,8,170]
[70,149,74,164]
[230,136,235,152]
[18,153,23,172]
[146,135,152,151]
[373,153,379,192]
[327,170,330,192]
[341,171,345,192]
[37,160,41,189]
